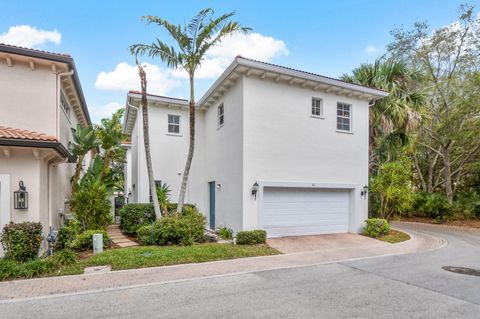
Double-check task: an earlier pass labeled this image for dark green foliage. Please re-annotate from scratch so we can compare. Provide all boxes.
[21,258,57,278]
[0,222,43,262]
[218,227,233,240]
[453,191,480,219]
[136,206,206,246]
[0,259,20,280]
[236,230,267,245]
[119,203,155,235]
[55,220,81,250]
[413,192,452,221]
[53,249,77,265]
[69,230,109,251]
[363,218,390,238]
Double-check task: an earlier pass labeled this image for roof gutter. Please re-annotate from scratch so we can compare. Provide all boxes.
[0,138,76,163]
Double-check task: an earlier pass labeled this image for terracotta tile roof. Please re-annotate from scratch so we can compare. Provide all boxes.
[0,126,57,142]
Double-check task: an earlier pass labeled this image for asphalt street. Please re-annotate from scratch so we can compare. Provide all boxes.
[1,223,479,319]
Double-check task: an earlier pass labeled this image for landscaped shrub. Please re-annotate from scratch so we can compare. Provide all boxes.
[119,203,155,235]
[414,192,452,221]
[236,230,267,245]
[166,203,197,214]
[70,178,112,231]
[0,222,43,262]
[136,207,206,246]
[55,219,81,250]
[0,258,20,280]
[453,191,480,219]
[218,227,234,240]
[21,258,57,279]
[53,249,77,265]
[69,230,109,251]
[363,218,390,238]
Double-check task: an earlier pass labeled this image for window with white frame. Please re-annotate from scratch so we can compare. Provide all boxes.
[218,103,224,127]
[337,103,352,132]
[168,114,180,134]
[60,92,71,118]
[311,98,323,117]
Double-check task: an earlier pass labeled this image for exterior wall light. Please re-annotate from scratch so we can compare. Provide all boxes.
[14,181,28,209]
[360,185,368,199]
[252,182,259,199]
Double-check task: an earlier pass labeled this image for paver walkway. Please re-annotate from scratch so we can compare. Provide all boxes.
[0,222,445,301]
[107,224,138,248]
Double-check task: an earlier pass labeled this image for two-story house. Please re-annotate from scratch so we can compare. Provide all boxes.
[0,44,91,252]
[123,56,387,237]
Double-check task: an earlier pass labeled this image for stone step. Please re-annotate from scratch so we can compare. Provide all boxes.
[116,242,139,248]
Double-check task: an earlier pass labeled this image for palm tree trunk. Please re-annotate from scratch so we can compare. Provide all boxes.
[71,154,84,193]
[177,76,196,212]
[137,63,162,219]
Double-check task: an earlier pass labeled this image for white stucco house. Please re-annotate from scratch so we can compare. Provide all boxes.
[123,56,388,237]
[0,44,91,253]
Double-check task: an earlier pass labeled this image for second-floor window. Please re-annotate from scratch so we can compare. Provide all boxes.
[337,102,352,132]
[168,114,180,134]
[311,98,323,117]
[218,103,224,127]
[60,92,71,118]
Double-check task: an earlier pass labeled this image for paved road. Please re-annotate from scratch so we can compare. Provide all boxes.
[0,223,479,318]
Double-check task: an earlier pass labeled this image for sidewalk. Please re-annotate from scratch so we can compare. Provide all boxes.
[0,223,445,301]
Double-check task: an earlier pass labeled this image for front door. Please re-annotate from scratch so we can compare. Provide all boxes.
[208,181,215,230]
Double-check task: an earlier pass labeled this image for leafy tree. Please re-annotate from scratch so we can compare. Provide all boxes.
[370,158,414,220]
[386,4,480,202]
[131,8,250,212]
[69,124,100,192]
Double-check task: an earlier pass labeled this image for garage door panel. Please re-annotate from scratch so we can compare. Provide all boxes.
[262,187,350,237]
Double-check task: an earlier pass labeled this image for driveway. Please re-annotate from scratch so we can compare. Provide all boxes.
[0,222,479,318]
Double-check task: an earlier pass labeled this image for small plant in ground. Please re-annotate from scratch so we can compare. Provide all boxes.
[21,258,57,279]
[69,230,109,251]
[236,230,267,245]
[0,222,43,262]
[363,218,390,238]
[156,182,171,215]
[53,249,77,265]
[218,227,234,240]
[55,219,82,250]
[0,259,20,280]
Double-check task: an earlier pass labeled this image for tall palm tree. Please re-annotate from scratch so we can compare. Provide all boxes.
[69,124,100,192]
[131,8,250,212]
[341,59,424,170]
[129,52,162,219]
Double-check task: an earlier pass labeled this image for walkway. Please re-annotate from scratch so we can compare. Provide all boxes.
[107,224,138,248]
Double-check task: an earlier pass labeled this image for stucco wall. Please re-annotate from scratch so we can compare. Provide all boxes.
[242,76,369,232]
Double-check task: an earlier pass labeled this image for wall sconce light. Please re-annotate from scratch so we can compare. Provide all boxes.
[360,185,368,199]
[14,181,28,209]
[216,183,221,189]
[252,182,259,199]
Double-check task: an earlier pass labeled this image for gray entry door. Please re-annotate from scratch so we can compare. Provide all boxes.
[208,181,215,229]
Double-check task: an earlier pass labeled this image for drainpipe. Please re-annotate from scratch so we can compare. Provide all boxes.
[126,101,140,202]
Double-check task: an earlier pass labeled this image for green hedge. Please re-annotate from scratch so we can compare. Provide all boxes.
[0,222,43,262]
[363,218,390,238]
[136,207,206,246]
[69,230,109,251]
[236,230,267,245]
[55,220,81,250]
[119,204,156,235]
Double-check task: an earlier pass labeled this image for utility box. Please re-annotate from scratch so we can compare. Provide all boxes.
[92,233,103,254]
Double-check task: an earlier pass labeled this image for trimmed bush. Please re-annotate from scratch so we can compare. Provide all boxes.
[119,203,155,235]
[363,218,390,238]
[55,219,81,250]
[69,230,109,251]
[136,206,206,246]
[0,222,43,262]
[236,230,267,245]
[166,203,197,214]
[218,227,234,240]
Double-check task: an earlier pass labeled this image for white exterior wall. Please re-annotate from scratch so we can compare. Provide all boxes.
[242,76,369,233]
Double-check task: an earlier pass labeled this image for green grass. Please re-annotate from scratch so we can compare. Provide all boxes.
[377,229,411,244]
[58,243,280,276]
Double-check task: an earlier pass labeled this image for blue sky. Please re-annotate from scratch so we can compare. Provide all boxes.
[0,0,474,123]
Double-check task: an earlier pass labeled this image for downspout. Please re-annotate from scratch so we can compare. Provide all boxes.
[127,101,140,202]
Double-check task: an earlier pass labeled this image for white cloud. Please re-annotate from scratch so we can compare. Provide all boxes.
[90,102,124,121]
[95,62,181,95]
[365,44,379,55]
[0,25,61,48]
[95,32,289,95]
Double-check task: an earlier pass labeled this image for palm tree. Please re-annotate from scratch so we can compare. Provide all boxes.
[341,59,424,170]
[131,8,250,212]
[129,52,162,219]
[96,108,125,179]
[69,124,100,193]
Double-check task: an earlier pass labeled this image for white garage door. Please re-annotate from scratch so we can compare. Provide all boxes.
[262,187,350,237]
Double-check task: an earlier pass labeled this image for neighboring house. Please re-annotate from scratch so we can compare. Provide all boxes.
[0,44,91,253]
[123,56,387,237]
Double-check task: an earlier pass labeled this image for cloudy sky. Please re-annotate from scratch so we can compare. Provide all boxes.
[0,0,473,123]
